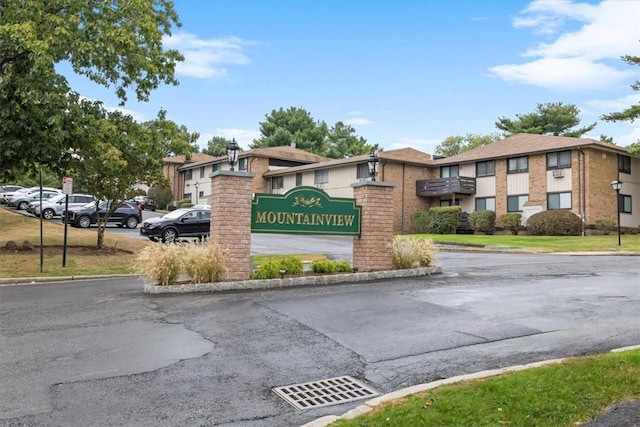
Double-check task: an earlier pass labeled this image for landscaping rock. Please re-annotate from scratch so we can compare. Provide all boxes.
[22,240,34,251]
[5,241,18,251]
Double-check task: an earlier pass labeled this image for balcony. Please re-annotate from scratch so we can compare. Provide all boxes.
[416,176,476,197]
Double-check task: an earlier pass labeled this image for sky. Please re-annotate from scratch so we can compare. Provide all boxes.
[62,0,640,155]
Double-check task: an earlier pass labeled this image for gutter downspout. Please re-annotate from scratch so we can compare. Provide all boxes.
[578,148,585,236]
[401,163,406,232]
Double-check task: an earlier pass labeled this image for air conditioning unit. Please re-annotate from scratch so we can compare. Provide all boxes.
[552,170,564,178]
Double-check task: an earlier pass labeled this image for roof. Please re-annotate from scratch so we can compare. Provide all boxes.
[163,153,216,164]
[176,145,329,171]
[433,133,632,165]
[262,147,433,177]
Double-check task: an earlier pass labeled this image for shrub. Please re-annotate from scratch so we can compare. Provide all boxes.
[469,210,496,235]
[527,210,582,236]
[179,198,194,208]
[392,237,436,269]
[627,227,639,235]
[252,260,282,279]
[134,243,185,286]
[311,259,338,274]
[595,218,616,235]
[334,260,352,273]
[278,256,303,275]
[426,206,461,234]
[148,185,173,210]
[183,242,229,284]
[499,213,522,235]
[412,211,430,233]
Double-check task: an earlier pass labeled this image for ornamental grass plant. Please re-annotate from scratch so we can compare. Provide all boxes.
[134,243,184,286]
[392,237,436,269]
[183,241,229,284]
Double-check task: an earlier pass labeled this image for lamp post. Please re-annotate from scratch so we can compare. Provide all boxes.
[610,180,622,246]
[227,138,239,171]
[194,182,199,205]
[368,151,379,181]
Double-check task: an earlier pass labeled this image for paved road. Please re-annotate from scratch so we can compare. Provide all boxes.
[1,252,639,426]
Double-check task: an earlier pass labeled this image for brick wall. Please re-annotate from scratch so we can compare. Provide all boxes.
[495,159,507,218]
[209,172,254,281]
[352,182,396,272]
[381,162,431,234]
[249,157,271,194]
[528,154,547,204]
[583,148,619,225]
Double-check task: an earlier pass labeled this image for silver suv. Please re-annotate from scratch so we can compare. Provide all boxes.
[28,193,96,219]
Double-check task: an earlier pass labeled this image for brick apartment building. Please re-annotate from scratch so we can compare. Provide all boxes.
[164,134,639,234]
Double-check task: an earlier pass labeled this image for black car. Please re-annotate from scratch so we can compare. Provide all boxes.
[140,208,210,242]
[131,195,157,211]
[65,200,142,229]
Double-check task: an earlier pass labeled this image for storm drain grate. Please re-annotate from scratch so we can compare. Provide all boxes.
[272,375,380,410]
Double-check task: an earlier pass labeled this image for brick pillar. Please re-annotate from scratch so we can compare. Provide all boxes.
[209,171,255,281]
[352,181,396,272]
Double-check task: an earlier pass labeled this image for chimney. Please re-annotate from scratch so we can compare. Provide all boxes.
[290,141,296,148]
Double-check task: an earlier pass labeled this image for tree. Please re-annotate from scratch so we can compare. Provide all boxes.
[252,107,329,155]
[495,102,596,137]
[325,122,380,158]
[434,133,501,157]
[203,136,236,157]
[251,107,376,158]
[601,54,640,156]
[65,102,197,248]
[0,0,184,179]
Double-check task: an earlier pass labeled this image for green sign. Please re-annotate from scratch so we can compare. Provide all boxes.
[251,186,361,235]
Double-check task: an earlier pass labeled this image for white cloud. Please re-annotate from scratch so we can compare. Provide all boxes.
[197,128,260,150]
[388,137,442,155]
[490,57,632,90]
[490,0,640,89]
[163,32,254,79]
[584,93,640,116]
[345,117,374,126]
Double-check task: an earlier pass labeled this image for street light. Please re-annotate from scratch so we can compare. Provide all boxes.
[194,182,199,205]
[227,138,239,171]
[368,151,379,181]
[610,180,622,246]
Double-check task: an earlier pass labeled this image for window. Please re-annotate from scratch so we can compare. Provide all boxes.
[476,160,495,177]
[547,192,572,210]
[507,195,528,212]
[620,195,632,214]
[295,173,302,186]
[314,169,328,184]
[184,192,192,200]
[618,154,631,174]
[356,163,369,179]
[185,169,193,180]
[212,163,220,173]
[199,191,204,199]
[440,199,460,207]
[475,197,495,211]
[547,151,571,169]
[272,176,284,190]
[239,158,248,171]
[200,167,205,179]
[440,165,459,178]
[507,156,528,173]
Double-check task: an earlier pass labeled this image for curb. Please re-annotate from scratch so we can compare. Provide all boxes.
[0,274,137,286]
[301,345,640,427]
[143,266,441,294]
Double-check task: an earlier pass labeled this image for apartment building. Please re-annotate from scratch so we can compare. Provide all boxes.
[165,134,639,234]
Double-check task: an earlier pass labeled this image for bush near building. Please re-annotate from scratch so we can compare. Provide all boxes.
[499,213,522,235]
[595,218,616,235]
[527,210,583,236]
[469,210,496,235]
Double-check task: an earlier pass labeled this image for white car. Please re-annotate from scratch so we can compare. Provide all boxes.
[7,189,62,210]
[28,193,96,219]
[1,186,60,205]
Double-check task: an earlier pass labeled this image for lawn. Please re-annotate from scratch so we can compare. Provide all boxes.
[333,349,640,427]
[416,233,640,253]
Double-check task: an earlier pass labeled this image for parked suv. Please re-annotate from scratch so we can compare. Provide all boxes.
[28,193,95,219]
[7,189,61,210]
[1,186,60,205]
[140,207,210,242]
[65,200,142,229]
[131,196,157,211]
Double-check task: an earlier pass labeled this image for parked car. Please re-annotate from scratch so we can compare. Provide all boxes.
[1,187,60,205]
[130,196,157,211]
[7,190,61,210]
[27,193,96,219]
[140,207,210,242]
[0,185,23,195]
[64,200,142,229]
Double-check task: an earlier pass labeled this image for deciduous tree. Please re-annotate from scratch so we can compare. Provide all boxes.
[495,102,596,138]
[434,133,501,157]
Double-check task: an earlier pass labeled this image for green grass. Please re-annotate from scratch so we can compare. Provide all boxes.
[414,233,640,253]
[334,349,640,427]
